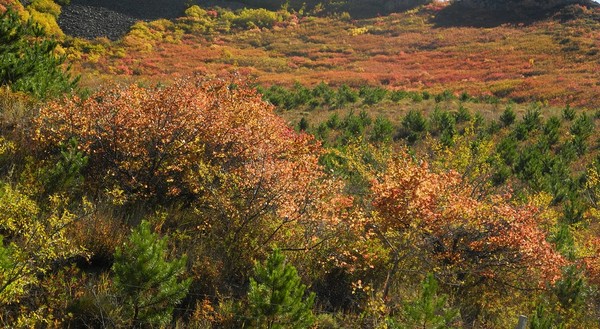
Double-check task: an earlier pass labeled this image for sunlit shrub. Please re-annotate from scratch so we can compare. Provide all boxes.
[29,0,60,17]
[232,8,281,29]
[27,8,63,37]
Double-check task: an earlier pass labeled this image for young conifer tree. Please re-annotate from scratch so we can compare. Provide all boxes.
[112,220,190,328]
[0,8,77,98]
[247,248,315,329]
[390,273,458,329]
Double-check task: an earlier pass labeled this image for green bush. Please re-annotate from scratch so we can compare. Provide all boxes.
[298,117,309,131]
[434,89,455,103]
[232,8,281,29]
[400,109,428,143]
[529,302,565,329]
[562,104,576,121]
[513,123,529,141]
[326,113,341,129]
[247,249,315,329]
[335,84,359,108]
[499,105,516,127]
[113,220,191,327]
[410,92,424,102]
[390,90,409,102]
[496,136,518,166]
[370,116,394,143]
[522,106,542,132]
[311,82,335,107]
[388,273,458,329]
[542,116,561,146]
[340,110,370,142]
[430,108,456,146]
[292,82,312,107]
[570,113,594,140]
[0,9,77,98]
[359,86,387,105]
[455,104,471,123]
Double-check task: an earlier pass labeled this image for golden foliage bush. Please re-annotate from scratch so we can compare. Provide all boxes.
[29,0,60,17]
[27,8,63,37]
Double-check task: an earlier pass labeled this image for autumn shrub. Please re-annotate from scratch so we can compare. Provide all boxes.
[37,78,316,201]
[0,87,35,141]
[68,206,127,269]
[371,155,566,325]
[36,77,350,294]
[0,184,84,323]
[122,20,182,52]
[0,0,25,14]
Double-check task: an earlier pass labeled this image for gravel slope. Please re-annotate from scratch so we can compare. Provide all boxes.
[57,0,247,40]
[58,0,188,40]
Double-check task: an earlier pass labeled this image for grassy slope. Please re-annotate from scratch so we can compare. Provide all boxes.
[71,4,599,109]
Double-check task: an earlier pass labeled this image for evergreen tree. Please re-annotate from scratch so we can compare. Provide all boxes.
[247,248,315,329]
[500,105,516,127]
[298,117,309,131]
[112,220,190,328]
[0,9,77,98]
[370,115,394,143]
[401,109,428,143]
[390,273,458,329]
[529,302,565,329]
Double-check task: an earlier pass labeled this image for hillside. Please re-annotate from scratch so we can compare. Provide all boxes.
[58,1,600,108]
[1,0,600,328]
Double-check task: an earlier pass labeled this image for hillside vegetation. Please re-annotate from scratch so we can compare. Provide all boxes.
[0,0,600,328]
